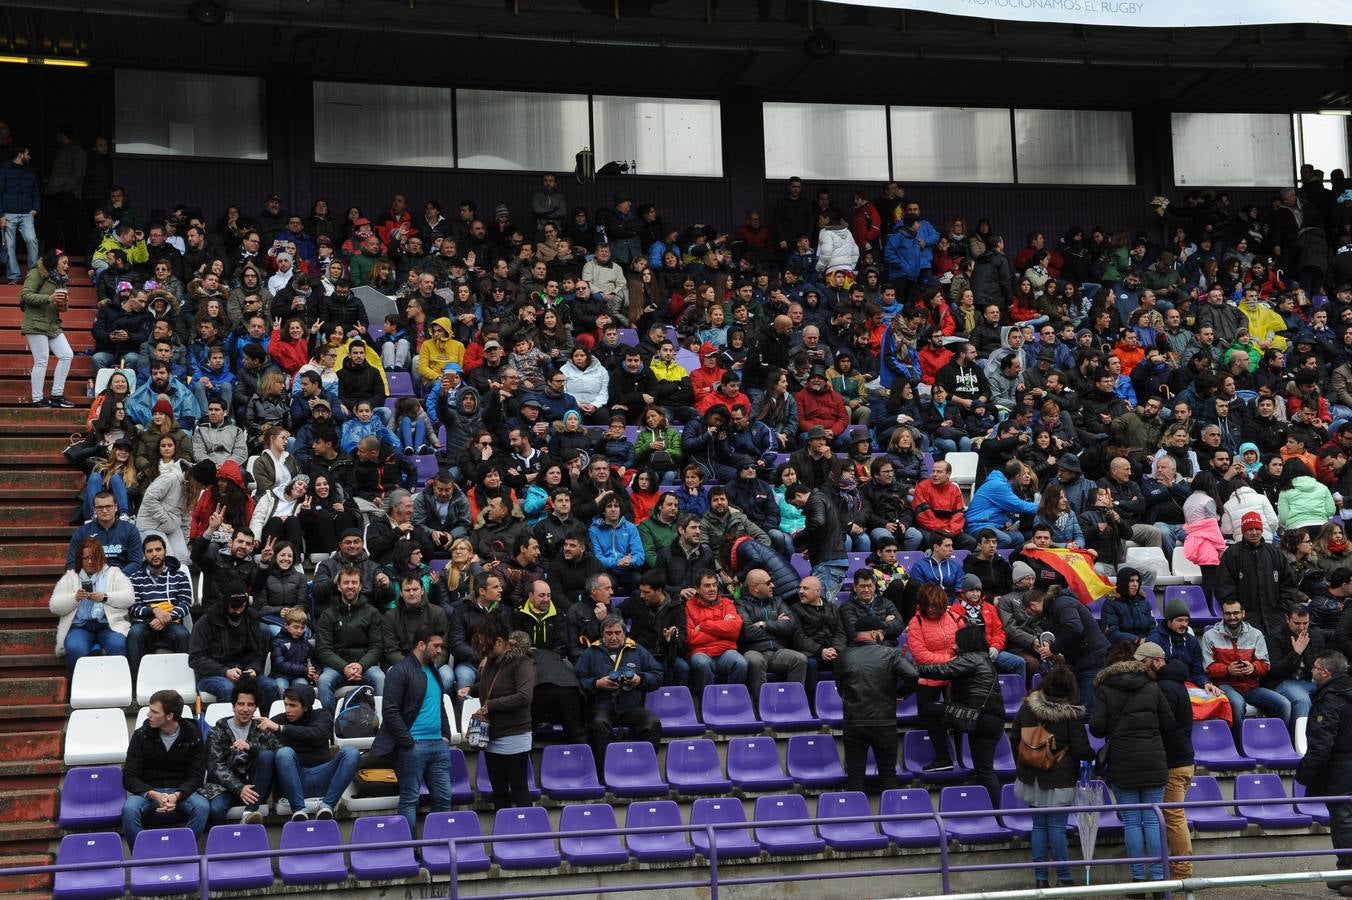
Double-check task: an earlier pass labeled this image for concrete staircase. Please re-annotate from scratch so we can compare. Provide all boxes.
[0,276,96,895]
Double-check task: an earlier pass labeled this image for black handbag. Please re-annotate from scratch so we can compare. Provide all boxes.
[941,663,997,734]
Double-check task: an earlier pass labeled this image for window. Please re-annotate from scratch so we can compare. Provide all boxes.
[456,89,589,171]
[763,102,888,180]
[889,106,1013,183]
[313,82,454,167]
[114,70,266,159]
[1014,109,1134,185]
[1171,113,1294,187]
[1296,113,1351,184]
[592,95,722,177]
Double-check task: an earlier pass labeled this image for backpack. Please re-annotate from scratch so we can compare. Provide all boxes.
[1017,722,1067,771]
[334,685,379,739]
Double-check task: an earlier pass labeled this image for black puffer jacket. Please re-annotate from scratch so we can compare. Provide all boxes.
[917,650,1005,718]
[1013,687,1092,790]
[1089,659,1174,789]
[726,536,799,605]
[1154,658,1195,769]
[837,640,917,728]
[1296,674,1352,796]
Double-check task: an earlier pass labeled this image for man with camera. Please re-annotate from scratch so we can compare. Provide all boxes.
[575,615,663,771]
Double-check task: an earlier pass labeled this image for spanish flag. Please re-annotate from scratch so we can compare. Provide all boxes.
[1020,548,1116,605]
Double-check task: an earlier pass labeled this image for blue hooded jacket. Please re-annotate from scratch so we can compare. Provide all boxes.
[966,470,1039,533]
[588,516,646,571]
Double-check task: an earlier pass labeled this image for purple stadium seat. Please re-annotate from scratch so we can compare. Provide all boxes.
[702,684,762,734]
[644,686,704,736]
[727,737,793,792]
[897,692,919,725]
[540,744,605,800]
[666,739,732,795]
[759,682,821,730]
[1184,776,1247,832]
[59,766,126,829]
[350,816,420,881]
[902,730,971,783]
[603,741,668,798]
[786,734,847,789]
[475,751,541,799]
[1293,782,1332,826]
[999,674,1026,718]
[559,804,629,867]
[53,832,124,900]
[278,819,348,886]
[617,328,640,347]
[815,681,844,727]
[129,827,200,896]
[897,551,925,570]
[205,824,273,890]
[386,371,415,397]
[997,549,1013,561]
[1192,721,1258,771]
[448,747,474,804]
[412,454,439,483]
[817,791,889,851]
[1240,718,1302,769]
[1234,774,1312,829]
[998,784,1036,839]
[421,812,491,875]
[880,789,943,848]
[626,800,696,863]
[1163,585,1217,626]
[959,732,1016,780]
[938,786,1013,844]
[690,798,761,859]
[491,807,561,869]
[790,554,811,578]
[753,794,826,855]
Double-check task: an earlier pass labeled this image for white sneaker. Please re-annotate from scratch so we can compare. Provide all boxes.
[315,805,334,820]
[290,810,309,822]
[241,809,264,825]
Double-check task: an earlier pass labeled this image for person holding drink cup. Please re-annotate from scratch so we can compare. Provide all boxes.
[21,248,76,408]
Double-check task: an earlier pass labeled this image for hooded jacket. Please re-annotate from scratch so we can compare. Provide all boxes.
[188,600,269,679]
[1090,659,1174,789]
[966,470,1040,534]
[588,515,646,572]
[20,259,65,338]
[471,632,535,738]
[315,593,384,673]
[267,683,333,767]
[1295,674,1352,796]
[382,593,449,669]
[1278,475,1337,530]
[435,387,484,466]
[188,460,253,540]
[726,536,800,605]
[1014,688,1091,790]
[1100,568,1155,643]
[1202,619,1271,693]
[417,317,466,385]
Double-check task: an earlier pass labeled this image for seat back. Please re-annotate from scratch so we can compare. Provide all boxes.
[541,744,598,785]
[1185,775,1224,803]
[814,681,844,723]
[998,673,1025,715]
[939,785,994,813]
[645,685,698,722]
[134,653,197,705]
[786,734,841,772]
[1241,717,1296,754]
[702,683,757,723]
[1124,545,1172,580]
[70,655,133,709]
[754,793,811,823]
[1234,773,1286,803]
[759,682,814,722]
[818,790,872,818]
[667,739,722,778]
[1192,720,1240,754]
[604,741,661,780]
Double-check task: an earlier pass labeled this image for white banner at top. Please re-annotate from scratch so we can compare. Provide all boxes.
[821,0,1352,28]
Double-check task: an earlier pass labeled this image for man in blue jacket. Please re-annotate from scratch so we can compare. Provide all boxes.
[575,616,663,770]
[373,625,453,836]
[68,491,143,571]
[884,213,939,303]
[0,145,40,284]
[966,459,1040,548]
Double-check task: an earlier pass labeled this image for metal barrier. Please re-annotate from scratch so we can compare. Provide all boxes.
[9,793,1349,900]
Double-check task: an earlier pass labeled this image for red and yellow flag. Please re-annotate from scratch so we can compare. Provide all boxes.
[1020,548,1117,605]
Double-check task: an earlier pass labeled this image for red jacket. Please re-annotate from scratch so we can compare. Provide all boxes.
[795,386,849,437]
[268,329,310,376]
[913,478,966,534]
[850,202,882,250]
[1201,621,1270,693]
[908,608,960,687]
[949,599,1007,652]
[685,596,743,659]
[690,364,725,406]
[919,345,953,384]
[697,389,750,415]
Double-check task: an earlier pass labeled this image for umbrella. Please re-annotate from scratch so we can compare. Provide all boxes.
[1074,762,1107,884]
[353,285,396,330]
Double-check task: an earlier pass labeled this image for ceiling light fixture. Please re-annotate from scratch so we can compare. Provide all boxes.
[188,0,226,26]
[0,55,90,67]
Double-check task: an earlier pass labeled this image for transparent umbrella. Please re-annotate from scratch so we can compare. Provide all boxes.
[1074,762,1107,884]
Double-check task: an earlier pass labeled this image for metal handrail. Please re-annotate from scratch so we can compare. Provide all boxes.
[11,793,1348,900]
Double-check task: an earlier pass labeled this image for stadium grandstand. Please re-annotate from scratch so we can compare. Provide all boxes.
[0,0,1351,897]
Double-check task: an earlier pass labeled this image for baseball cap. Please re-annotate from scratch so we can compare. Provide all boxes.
[483,340,502,351]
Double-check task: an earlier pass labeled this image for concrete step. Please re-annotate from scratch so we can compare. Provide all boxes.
[0,379,92,407]
[0,355,94,378]
[0,852,53,895]
[0,407,89,433]
[0,308,96,328]
[0,628,57,659]
[0,676,66,707]
[0,468,84,499]
[0,732,63,767]
[0,788,57,826]
[0,582,63,611]
[0,542,68,576]
[0,503,83,537]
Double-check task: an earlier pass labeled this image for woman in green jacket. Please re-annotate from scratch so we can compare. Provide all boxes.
[20,249,75,408]
[633,405,683,484]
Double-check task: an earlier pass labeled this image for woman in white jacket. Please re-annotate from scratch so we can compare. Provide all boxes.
[560,345,610,423]
[249,473,310,550]
[815,212,859,277]
[1220,483,1279,543]
[135,449,191,561]
[49,538,134,676]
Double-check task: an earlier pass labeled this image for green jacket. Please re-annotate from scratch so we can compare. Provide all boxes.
[638,513,678,561]
[316,595,384,673]
[20,264,63,338]
[634,426,682,466]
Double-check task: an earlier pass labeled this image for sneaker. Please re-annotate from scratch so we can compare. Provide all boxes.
[290,810,309,822]
[418,444,434,455]
[27,397,47,408]
[315,804,334,820]
[402,446,415,456]
[921,759,954,773]
[47,395,75,409]
[241,808,264,825]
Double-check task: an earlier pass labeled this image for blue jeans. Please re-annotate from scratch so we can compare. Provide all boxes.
[767,528,794,559]
[1113,784,1166,882]
[83,471,128,518]
[125,622,190,679]
[1274,679,1315,726]
[995,651,1027,681]
[985,527,1024,549]
[811,560,850,602]
[271,676,313,701]
[191,380,233,414]
[3,212,38,280]
[198,675,277,709]
[398,416,426,451]
[688,650,749,705]
[63,620,127,677]
[453,662,480,695]
[273,745,360,813]
[208,748,276,823]
[1158,524,1185,560]
[122,788,211,845]
[870,526,924,551]
[395,739,453,837]
[1219,684,1290,740]
[317,664,385,711]
[1031,811,1071,883]
[931,436,973,455]
[844,531,871,552]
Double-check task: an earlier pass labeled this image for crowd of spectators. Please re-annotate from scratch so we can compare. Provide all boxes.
[14,148,1352,879]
